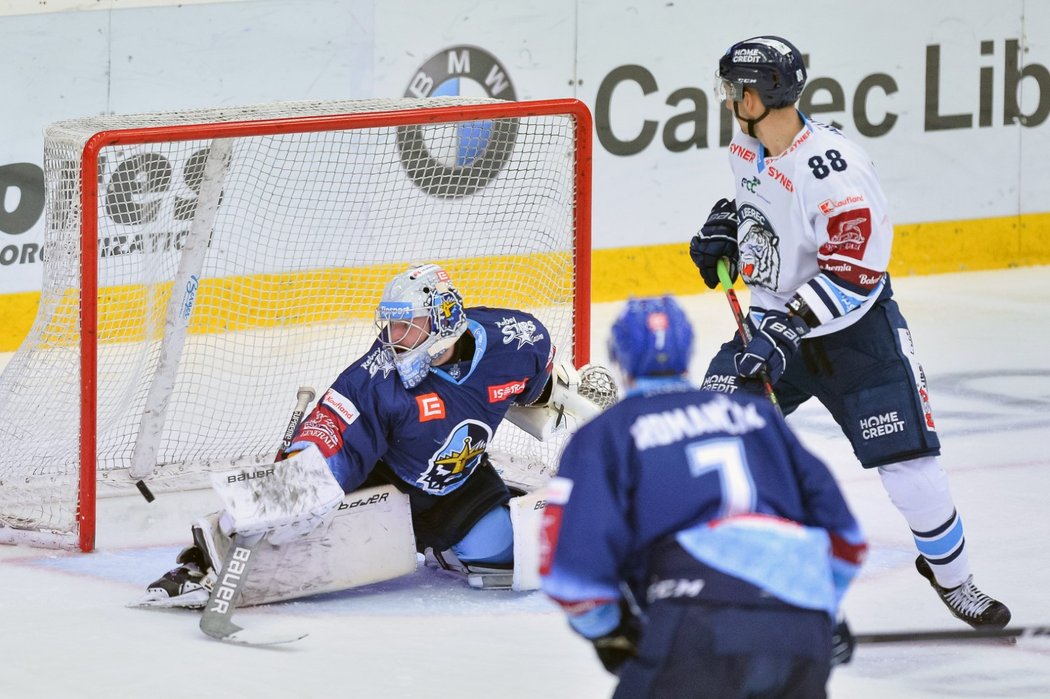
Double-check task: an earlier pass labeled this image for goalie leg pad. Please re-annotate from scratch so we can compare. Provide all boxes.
[243,484,416,605]
[509,488,548,591]
[177,484,416,607]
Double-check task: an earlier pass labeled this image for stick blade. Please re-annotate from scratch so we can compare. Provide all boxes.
[220,625,309,647]
[200,614,308,646]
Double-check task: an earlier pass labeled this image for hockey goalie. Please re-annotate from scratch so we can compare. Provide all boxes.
[138,263,616,609]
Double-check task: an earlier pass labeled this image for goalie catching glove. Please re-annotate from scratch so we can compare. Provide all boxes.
[504,361,618,440]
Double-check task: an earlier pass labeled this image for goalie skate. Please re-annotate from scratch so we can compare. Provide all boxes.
[916,555,1011,630]
[135,545,216,609]
[424,548,514,590]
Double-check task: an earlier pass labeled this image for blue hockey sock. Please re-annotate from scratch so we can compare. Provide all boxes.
[451,505,514,565]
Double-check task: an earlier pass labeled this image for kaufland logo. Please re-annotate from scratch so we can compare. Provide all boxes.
[400,46,518,199]
[818,194,865,215]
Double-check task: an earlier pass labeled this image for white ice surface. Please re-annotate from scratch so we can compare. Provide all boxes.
[1,267,1048,698]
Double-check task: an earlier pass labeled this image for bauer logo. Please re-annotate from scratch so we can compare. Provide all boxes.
[401,46,518,198]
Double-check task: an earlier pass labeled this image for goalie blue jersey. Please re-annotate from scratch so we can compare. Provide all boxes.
[288,306,553,495]
[541,379,867,620]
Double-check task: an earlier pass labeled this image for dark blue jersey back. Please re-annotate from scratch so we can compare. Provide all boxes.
[541,380,865,615]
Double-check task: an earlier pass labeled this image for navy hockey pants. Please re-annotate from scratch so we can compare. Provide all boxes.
[614,603,831,699]
[702,297,941,468]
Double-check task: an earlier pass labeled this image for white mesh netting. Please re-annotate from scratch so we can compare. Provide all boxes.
[0,97,586,549]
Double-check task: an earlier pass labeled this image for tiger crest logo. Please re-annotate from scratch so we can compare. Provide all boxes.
[737,203,781,291]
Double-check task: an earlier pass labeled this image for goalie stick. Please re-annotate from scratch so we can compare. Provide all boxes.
[716,257,782,416]
[199,386,316,646]
[855,625,1050,645]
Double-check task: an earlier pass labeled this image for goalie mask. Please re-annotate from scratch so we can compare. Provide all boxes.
[609,296,694,380]
[376,264,468,389]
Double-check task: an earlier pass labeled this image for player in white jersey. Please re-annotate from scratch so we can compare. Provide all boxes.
[689,35,1009,630]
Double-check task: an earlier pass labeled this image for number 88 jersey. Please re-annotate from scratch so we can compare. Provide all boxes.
[727,113,893,337]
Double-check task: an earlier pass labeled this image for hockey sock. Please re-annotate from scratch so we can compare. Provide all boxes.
[878,456,970,588]
[451,505,514,566]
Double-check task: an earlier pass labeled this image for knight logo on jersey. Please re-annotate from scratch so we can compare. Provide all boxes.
[417,420,493,494]
[820,208,872,260]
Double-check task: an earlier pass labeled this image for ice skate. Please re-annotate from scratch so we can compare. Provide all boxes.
[134,544,216,609]
[916,555,1011,630]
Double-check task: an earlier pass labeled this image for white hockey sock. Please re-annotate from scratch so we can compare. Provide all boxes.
[878,456,970,588]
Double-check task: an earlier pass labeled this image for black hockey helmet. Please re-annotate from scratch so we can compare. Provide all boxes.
[716,35,807,109]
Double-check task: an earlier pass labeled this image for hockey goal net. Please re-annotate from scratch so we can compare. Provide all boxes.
[0,97,591,552]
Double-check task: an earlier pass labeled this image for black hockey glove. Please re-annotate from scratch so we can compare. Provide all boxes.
[689,197,739,289]
[591,604,642,675]
[735,310,809,385]
[831,617,855,666]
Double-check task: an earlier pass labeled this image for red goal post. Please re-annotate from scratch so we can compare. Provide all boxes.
[0,97,592,552]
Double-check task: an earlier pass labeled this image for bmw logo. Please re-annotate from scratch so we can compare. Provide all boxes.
[400,46,519,198]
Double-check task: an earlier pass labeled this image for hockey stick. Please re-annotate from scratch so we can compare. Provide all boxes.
[715,258,782,415]
[199,386,316,646]
[855,625,1050,644]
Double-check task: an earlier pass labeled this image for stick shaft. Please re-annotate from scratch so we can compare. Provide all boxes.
[276,386,317,460]
[200,385,316,645]
[855,626,1050,644]
[715,259,781,414]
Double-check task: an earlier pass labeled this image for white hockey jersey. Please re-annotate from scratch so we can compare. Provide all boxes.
[728,113,891,337]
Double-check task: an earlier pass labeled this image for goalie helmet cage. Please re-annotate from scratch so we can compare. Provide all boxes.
[0,97,592,552]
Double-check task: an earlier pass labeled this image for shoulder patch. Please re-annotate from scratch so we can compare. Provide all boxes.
[820,207,872,260]
[321,388,360,427]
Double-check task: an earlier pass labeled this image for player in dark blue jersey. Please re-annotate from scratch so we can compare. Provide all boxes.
[288,264,554,565]
[541,296,867,699]
[141,264,613,606]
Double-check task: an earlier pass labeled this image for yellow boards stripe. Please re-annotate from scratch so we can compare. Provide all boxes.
[0,213,1047,351]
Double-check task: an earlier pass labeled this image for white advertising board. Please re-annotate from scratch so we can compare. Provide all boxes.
[0,0,374,293]
[2,0,1049,295]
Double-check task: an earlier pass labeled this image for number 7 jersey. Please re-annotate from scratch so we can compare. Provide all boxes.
[728,113,893,337]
